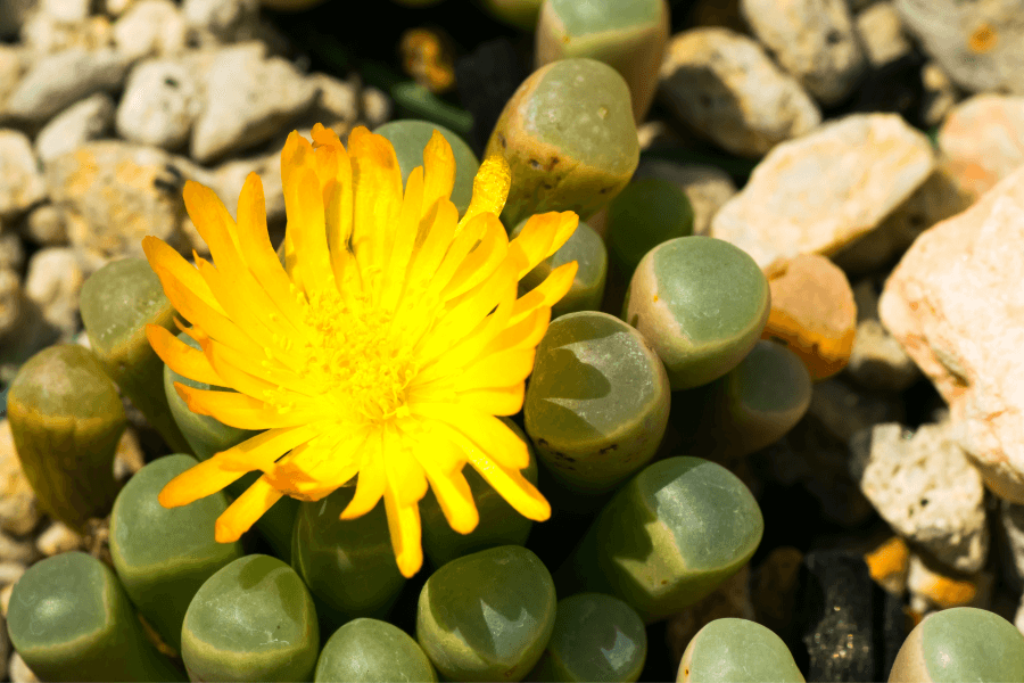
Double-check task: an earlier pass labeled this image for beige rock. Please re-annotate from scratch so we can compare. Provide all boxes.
[0,231,22,271]
[906,551,992,614]
[34,93,115,163]
[657,28,821,158]
[0,584,12,618]
[939,94,1024,200]
[19,204,67,245]
[0,46,25,108]
[36,521,83,556]
[856,1,912,66]
[762,253,857,380]
[832,165,973,275]
[711,113,934,268]
[920,61,960,128]
[0,130,46,220]
[632,159,736,236]
[23,247,87,339]
[359,85,391,130]
[851,422,989,573]
[211,151,285,225]
[880,164,1024,503]
[0,420,41,537]
[45,141,199,263]
[741,0,866,105]
[111,0,186,59]
[19,13,114,54]
[8,652,38,683]
[4,48,128,122]
[0,533,37,565]
[0,563,26,587]
[846,319,920,392]
[112,427,144,482]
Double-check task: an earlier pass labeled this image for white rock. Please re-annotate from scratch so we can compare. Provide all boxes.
[920,60,960,128]
[112,0,186,60]
[0,533,37,565]
[710,113,934,268]
[34,93,114,163]
[632,159,736,236]
[182,0,259,44]
[36,521,83,556]
[191,43,318,163]
[895,0,1024,95]
[658,28,821,158]
[307,72,359,124]
[0,563,25,587]
[45,141,201,263]
[741,0,866,105]
[0,269,20,338]
[939,94,1024,200]
[116,59,199,149]
[852,422,989,573]
[41,0,92,23]
[9,652,38,683]
[23,246,86,338]
[856,1,912,66]
[906,551,992,614]
[4,48,130,122]
[880,164,1024,503]
[0,130,46,219]
[19,203,66,245]
[845,319,920,393]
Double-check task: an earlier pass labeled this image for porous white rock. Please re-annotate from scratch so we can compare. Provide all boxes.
[34,93,114,163]
[116,59,199,149]
[4,48,130,122]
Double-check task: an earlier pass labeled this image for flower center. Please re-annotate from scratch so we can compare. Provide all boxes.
[297,287,418,423]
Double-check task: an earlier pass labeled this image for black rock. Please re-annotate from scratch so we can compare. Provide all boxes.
[791,550,906,682]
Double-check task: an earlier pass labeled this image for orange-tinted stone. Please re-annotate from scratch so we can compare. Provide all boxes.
[864,535,909,595]
[762,253,857,380]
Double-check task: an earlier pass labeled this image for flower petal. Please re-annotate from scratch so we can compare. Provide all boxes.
[146,324,223,386]
[414,403,529,470]
[384,482,423,578]
[174,383,329,430]
[421,130,455,218]
[508,211,579,279]
[459,154,510,229]
[214,475,284,543]
[341,431,386,519]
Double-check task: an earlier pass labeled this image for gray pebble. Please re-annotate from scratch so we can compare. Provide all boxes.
[658,27,820,158]
[896,0,1024,95]
[117,59,199,149]
[0,130,45,220]
[191,42,318,163]
[4,48,131,123]
[852,421,989,573]
[35,93,114,164]
[742,0,866,105]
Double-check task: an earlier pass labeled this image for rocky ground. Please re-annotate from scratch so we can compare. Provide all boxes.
[1,0,1024,680]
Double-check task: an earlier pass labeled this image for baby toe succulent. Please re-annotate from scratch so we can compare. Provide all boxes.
[315,618,437,683]
[512,218,607,317]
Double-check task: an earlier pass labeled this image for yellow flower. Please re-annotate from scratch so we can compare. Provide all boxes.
[143,124,578,577]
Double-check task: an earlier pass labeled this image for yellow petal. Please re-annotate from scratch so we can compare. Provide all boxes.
[158,455,250,508]
[459,154,510,228]
[456,348,537,392]
[284,164,335,297]
[509,261,578,327]
[383,481,423,578]
[214,475,284,543]
[341,431,386,519]
[482,307,551,357]
[142,236,226,316]
[146,324,223,387]
[349,127,404,284]
[457,384,525,416]
[421,458,478,535]
[508,211,579,279]
[421,130,455,218]
[413,403,529,470]
[174,383,329,430]
[441,213,509,302]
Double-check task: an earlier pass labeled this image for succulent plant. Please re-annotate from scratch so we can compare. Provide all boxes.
[623,236,770,391]
[606,177,694,276]
[525,310,670,502]
[535,0,670,122]
[6,344,125,532]
[417,545,557,682]
[7,552,185,682]
[556,456,763,623]
[109,454,244,651]
[528,592,647,682]
[486,58,640,227]
[181,554,319,682]
[677,618,805,683]
[315,618,438,683]
[79,257,192,455]
[512,218,608,317]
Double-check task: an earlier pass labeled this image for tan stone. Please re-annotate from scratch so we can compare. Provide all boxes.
[762,253,857,380]
[0,420,40,537]
[906,551,992,613]
[880,164,1024,503]
[711,113,934,268]
[939,94,1024,200]
[864,535,910,595]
